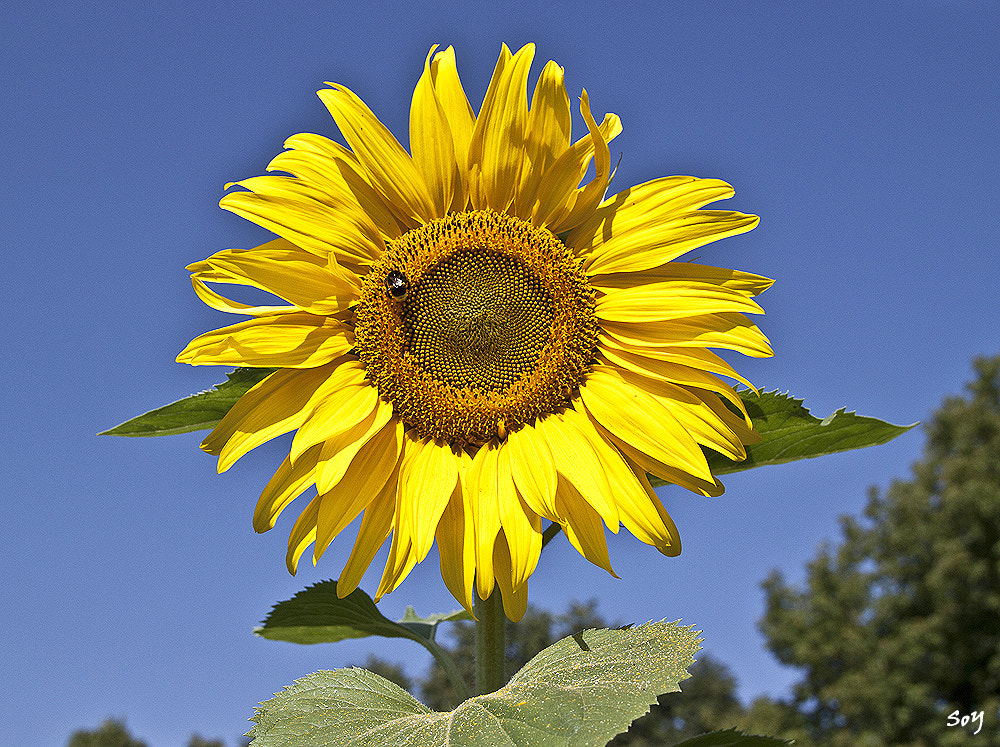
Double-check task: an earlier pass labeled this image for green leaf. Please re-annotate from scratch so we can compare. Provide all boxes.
[99,367,274,437]
[247,621,701,747]
[650,390,915,485]
[257,581,474,702]
[254,580,471,646]
[670,728,791,746]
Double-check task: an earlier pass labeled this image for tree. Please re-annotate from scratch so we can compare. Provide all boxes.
[66,719,234,747]
[186,736,226,747]
[66,719,147,747]
[760,355,1000,746]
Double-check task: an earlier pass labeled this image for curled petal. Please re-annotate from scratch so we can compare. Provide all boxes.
[177,312,353,368]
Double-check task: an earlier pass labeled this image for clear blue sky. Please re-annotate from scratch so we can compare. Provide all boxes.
[4,1,998,744]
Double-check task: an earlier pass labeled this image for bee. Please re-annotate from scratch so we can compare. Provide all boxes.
[385,270,409,301]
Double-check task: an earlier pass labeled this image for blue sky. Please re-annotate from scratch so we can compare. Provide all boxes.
[3,1,998,744]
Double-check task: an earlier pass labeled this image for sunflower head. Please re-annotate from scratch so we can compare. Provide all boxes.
[354,208,598,447]
[176,44,772,621]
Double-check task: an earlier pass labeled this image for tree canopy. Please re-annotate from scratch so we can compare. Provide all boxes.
[760,355,1000,745]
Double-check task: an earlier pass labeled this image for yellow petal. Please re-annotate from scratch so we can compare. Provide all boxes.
[337,470,397,598]
[396,433,460,563]
[597,344,752,424]
[513,60,571,218]
[532,111,621,230]
[177,312,353,368]
[534,410,619,530]
[253,443,321,533]
[568,176,736,253]
[495,444,542,589]
[584,210,759,276]
[601,313,773,358]
[198,244,358,314]
[375,520,417,602]
[296,397,393,486]
[313,419,402,562]
[543,90,612,233]
[187,240,296,316]
[303,386,380,486]
[268,138,403,242]
[410,45,458,218]
[569,412,682,556]
[467,43,535,211]
[428,46,475,212]
[466,442,502,600]
[596,280,764,324]
[578,366,715,483]
[598,331,757,390]
[318,84,436,225]
[436,451,476,614]
[285,495,320,574]
[204,365,337,472]
[590,262,773,297]
[553,477,617,577]
[230,174,387,258]
[492,533,528,622]
[220,187,384,271]
[507,422,558,520]
[620,453,683,557]
[600,426,725,497]
[699,386,761,447]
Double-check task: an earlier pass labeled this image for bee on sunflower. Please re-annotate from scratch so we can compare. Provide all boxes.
[177,44,772,621]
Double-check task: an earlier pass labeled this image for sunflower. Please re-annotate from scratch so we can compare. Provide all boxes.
[177,44,772,621]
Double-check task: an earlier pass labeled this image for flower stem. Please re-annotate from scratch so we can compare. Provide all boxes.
[474,589,506,695]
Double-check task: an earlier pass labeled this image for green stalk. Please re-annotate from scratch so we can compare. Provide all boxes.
[474,589,506,695]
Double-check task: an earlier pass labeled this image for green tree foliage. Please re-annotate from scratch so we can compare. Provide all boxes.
[66,719,233,747]
[760,355,1000,746]
[186,736,226,747]
[67,719,147,747]
[738,697,814,747]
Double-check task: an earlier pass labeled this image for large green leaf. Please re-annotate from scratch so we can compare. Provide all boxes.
[255,579,471,646]
[248,621,702,747]
[711,389,914,475]
[99,368,274,437]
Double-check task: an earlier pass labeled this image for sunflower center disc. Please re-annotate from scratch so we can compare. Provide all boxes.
[355,210,597,446]
[404,251,553,391]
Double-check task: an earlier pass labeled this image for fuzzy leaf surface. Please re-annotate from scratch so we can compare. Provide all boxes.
[248,621,701,747]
